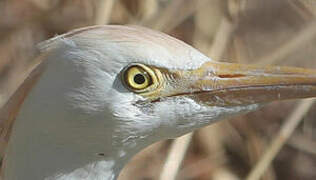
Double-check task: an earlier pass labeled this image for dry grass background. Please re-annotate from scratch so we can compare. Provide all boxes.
[1,0,316,179]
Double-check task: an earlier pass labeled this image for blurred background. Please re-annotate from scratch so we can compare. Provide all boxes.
[1,0,316,179]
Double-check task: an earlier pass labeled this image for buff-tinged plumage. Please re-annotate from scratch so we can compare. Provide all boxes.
[1,25,316,180]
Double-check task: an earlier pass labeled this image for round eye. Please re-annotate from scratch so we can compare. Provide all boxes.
[124,65,152,90]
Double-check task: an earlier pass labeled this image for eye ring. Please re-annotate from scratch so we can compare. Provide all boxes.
[122,63,159,93]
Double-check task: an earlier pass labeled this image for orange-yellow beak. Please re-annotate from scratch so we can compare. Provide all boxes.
[160,61,316,107]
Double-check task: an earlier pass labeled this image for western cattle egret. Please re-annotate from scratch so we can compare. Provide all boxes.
[1,25,316,180]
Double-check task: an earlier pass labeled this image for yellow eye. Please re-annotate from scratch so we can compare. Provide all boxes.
[122,63,162,95]
[124,65,153,90]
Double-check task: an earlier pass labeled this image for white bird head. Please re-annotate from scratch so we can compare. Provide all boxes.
[2,25,316,179]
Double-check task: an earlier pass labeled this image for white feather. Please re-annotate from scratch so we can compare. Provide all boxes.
[4,25,258,180]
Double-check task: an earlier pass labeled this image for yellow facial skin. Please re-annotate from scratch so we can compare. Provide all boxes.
[123,62,316,107]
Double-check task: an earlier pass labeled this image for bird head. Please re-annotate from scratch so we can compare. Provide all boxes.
[32,25,316,154]
[4,25,316,179]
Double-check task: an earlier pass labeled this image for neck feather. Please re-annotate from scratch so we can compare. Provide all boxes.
[4,98,126,180]
[2,60,138,180]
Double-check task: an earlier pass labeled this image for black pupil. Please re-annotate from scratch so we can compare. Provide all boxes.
[134,74,146,84]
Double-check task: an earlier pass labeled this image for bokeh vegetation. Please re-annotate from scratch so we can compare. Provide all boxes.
[1,0,316,179]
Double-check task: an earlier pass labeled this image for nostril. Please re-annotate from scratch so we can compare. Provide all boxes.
[218,74,245,78]
[97,153,105,156]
